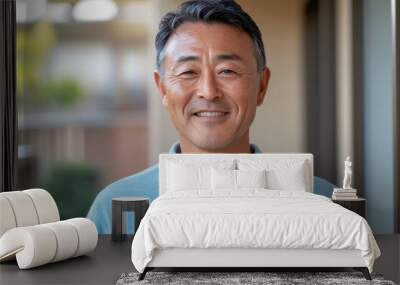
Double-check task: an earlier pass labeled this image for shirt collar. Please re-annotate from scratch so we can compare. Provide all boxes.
[168,142,262,154]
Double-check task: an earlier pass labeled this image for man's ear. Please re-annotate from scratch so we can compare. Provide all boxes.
[154,70,168,108]
[256,67,271,106]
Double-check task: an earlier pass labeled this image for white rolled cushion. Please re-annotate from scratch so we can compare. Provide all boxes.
[211,168,236,190]
[236,169,267,188]
[0,191,39,227]
[42,221,79,262]
[0,196,17,237]
[167,159,235,191]
[0,218,97,269]
[23,189,60,224]
[238,159,308,191]
[64,218,98,257]
[0,226,57,269]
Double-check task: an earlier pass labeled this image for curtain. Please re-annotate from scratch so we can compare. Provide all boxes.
[305,0,338,184]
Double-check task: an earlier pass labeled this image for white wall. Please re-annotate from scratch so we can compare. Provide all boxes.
[239,0,306,153]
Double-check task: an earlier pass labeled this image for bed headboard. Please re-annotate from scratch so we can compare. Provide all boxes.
[159,153,314,195]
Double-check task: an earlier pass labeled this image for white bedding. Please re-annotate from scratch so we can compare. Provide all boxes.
[131,190,380,273]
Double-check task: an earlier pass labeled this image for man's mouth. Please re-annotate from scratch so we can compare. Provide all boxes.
[193,111,229,117]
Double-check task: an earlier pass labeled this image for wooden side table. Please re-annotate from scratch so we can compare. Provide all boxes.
[332,198,366,218]
[112,197,149,242]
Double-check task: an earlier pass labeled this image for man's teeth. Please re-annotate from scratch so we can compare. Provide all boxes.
[196,111,226,117]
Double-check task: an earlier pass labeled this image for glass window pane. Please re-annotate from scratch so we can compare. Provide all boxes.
[16,0,150,219]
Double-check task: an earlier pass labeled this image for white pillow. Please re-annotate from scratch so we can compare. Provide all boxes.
[237,169,267,188]
[211,168,267,190]
[211,168,236,190]
[166,159,235,192]
[266,167,307,191]
[238,159,308,191]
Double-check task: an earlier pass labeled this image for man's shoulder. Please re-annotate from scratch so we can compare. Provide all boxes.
[313,176,336,197]
[89,164,159,210]
[94,164,158,204]
[87,164,159,233]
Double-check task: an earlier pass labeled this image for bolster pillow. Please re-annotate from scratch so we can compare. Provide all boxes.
[0,189,60,237]
[0,218,98,269]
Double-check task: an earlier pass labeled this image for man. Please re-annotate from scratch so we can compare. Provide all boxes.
[87,0,334,234]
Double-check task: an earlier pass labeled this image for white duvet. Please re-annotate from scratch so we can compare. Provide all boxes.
[131,190,380,273]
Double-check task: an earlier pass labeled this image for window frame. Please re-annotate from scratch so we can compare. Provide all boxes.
[0,0,17,193]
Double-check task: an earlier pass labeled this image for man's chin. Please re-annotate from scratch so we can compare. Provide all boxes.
[188,136,235,151]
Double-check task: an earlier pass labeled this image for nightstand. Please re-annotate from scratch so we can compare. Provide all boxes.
[112,197,149,242]
[332,198,366,218]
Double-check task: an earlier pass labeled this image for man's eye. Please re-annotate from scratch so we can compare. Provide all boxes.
[219,69,236,75]
[179,70,196,76]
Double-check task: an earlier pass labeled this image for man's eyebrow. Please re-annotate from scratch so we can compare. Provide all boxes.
[216,53,244,62]
[175,55,201,64]
[174,54,244,64]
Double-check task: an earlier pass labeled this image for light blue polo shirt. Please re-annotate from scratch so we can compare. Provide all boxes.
[87,143,336,234]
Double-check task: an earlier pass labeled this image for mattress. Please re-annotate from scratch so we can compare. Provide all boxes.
[131,190,380,273]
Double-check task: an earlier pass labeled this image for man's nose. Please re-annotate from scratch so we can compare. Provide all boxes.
[196,72,221,101]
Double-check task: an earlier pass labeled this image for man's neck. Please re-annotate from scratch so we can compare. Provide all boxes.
[179,136,252,154]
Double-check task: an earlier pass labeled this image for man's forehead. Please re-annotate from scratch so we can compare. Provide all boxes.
[163,22,255,63]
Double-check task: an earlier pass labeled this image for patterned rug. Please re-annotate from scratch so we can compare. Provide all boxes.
[116,271,396,285]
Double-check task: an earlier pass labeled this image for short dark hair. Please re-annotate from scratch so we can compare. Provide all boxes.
[155,0,266,73]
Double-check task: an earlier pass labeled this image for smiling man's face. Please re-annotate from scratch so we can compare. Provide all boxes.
[154,22,270,153]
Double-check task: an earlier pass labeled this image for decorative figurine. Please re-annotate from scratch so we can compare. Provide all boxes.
[342,156,352,189]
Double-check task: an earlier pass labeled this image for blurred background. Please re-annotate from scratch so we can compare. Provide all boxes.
[16,0,398,234]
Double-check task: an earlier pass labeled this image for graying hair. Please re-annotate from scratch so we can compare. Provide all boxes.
[155,0,267,74]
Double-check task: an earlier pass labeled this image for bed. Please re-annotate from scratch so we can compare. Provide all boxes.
[131,154,381,281]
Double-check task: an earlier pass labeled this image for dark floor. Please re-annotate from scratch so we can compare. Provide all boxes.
[374,234,400,284]
[0,234,398,285]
